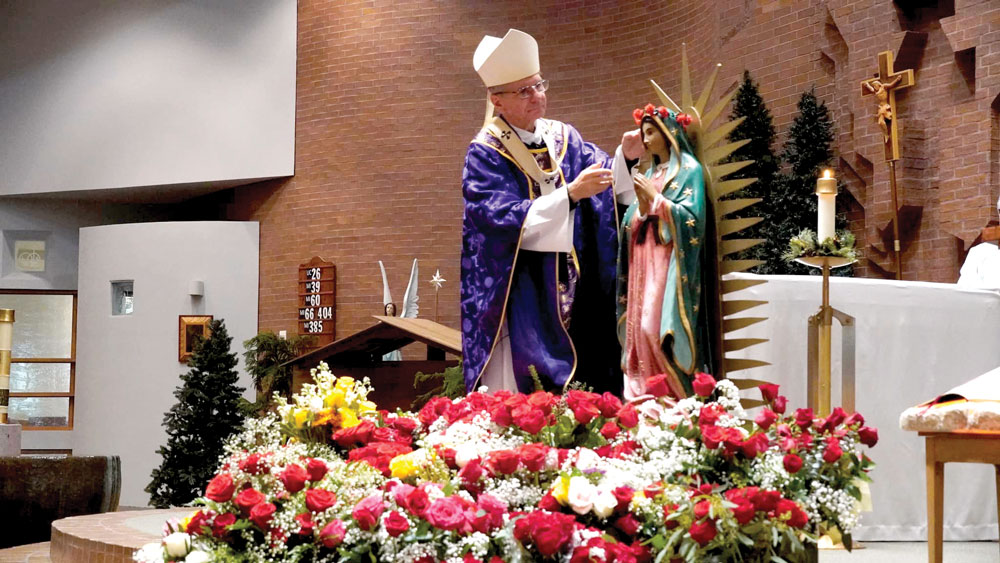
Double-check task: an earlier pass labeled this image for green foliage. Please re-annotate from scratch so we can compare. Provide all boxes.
[783,228,858,262]
[241,331,313,413]
[146,319,245,508]
[412,362,465,408]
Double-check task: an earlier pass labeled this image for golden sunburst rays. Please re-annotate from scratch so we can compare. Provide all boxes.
[650,44,770,388]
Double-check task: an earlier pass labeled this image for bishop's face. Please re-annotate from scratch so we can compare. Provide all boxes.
[490,73,547,131]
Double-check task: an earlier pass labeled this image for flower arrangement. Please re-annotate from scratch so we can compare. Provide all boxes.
[136,363,877,563]
[784,228,859,263]
[632,104,692,130]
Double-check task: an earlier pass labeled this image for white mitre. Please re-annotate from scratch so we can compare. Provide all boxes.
[474,29,539,88]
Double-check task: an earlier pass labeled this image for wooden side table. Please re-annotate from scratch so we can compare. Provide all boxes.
[920,432,1000,563]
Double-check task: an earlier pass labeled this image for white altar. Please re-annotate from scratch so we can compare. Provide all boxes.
[727,273,1000,541]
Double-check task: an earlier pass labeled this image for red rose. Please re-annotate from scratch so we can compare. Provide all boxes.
[759,383,780,403]
[512,405,547,434]
[233,488,266,513]
[212,513,236,538]
[701,425,724,449]
[772,395,788,414]
[643,103,656,116]
[186,510,212,535]
[459,457,484,484]
[632,108,644,124]
[490,403,513,427]
[689,519,717,546]
[732,502,755,525]
[238,453,267,475]
[692,372,716,397]
[823,438,844,463]
[612,486,634,512]
[741,433,769,458]
[418,396,451,426]
[518,443,549,472]
[598,392,623,418]
[783,453,803,473]
[352,495,385,531]
[693,500,711,520]
[306,458,328,482]
[425,497,466,531]
[859,426,879,447]
[794,408,814,429]
[438,446,458,469]
[566,390,602,424]
[475,494,506,532]
[531,514,576,556]
[305,488,337,512]
[295,512,314,536]
[488,449,521,475]
[333,419,376,448]
[388,416,418,435]
[279,463,309,493]
[822,407,847,433]
[249,502,276,529]
[538,493,561,511]
[698,404,723,426]
[205,473,235,502]
[617,404,639,428]
[600,421,620,440]
[407,486,433,516]
[319,519,347,548]
[614,513,641,536]
[776,499,809,528]
[384,510,410,537]
[527,391,556,414]
[844,412,865,427]
[646,374,671,397]
[754,408,777,430]
[750,490,780,512]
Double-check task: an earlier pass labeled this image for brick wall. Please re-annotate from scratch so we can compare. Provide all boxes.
[231,0,1000,340]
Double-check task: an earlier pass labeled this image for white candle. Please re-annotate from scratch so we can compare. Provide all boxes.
[816,169,837,243]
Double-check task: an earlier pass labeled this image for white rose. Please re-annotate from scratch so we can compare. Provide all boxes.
[573,448,600,471]
[592,489,618,519]
[184,551,211,563]
[567,476,596,515]
[454,444,478,468]
[545,448,561,471]
[162,532,191,558]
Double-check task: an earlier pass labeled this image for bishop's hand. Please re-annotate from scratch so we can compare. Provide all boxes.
[568,163,613,203]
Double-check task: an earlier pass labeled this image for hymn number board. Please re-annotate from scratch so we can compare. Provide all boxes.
[297,257,336,347]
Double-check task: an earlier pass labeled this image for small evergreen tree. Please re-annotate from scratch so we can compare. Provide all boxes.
[759,88,844,275]
[147,319,245,508]
[724,71,780,267]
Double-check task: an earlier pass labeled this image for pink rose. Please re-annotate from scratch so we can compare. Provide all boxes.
[646,374,671,397]
[754,408,777,430]
[425,497,466,531]
[352,495,385,531]
[772,395,788,414]
[319,519,347,548]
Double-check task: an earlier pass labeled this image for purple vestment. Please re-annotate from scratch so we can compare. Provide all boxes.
[460,119,622,394]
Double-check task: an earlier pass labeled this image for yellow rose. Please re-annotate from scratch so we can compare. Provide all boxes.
[334,377,355,391]
[389,454,418,479]
[325,389,346,408]
[358,400,377,413]
[551,475,570,504]
[293,409,310,429]
[338,407,360,428]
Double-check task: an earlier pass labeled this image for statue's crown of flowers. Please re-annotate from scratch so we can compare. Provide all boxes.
[632,104,692,130]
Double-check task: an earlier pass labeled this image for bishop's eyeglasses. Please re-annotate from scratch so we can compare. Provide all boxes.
[493,79,549,99]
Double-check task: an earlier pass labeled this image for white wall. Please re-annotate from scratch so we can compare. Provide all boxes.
[74,221,259,507]
[0,0,295,197]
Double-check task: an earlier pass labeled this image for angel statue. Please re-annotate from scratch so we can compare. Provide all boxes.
[614,104,714,400]
[378,259,419,361]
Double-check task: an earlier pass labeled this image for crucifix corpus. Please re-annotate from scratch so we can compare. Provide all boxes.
[861,50,915,280]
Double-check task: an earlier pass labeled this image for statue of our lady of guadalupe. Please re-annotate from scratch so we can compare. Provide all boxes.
[615,104,714,400]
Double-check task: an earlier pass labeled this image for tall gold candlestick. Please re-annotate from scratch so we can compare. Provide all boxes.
[0,309,14,425]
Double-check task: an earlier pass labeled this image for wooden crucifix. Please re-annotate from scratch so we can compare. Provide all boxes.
[861,50,915,279]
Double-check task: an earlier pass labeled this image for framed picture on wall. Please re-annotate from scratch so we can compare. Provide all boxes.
[179,315,213,363]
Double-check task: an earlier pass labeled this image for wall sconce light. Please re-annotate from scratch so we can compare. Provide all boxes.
[189,280,205,297]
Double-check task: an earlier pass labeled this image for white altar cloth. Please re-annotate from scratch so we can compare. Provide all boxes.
[727,273,1000,541]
